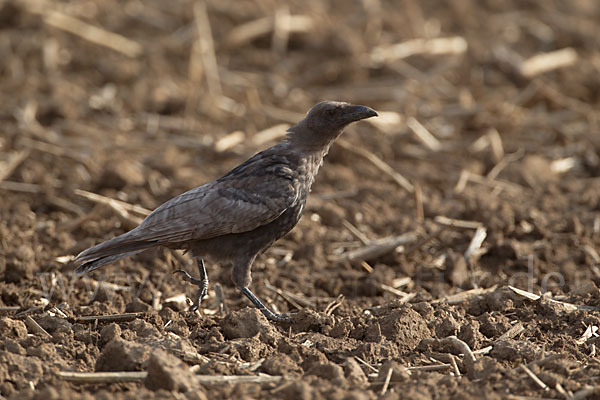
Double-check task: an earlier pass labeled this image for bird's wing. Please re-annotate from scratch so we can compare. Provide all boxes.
[130,153,299,244]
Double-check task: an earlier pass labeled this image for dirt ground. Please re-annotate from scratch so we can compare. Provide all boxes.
[1,0,600,398]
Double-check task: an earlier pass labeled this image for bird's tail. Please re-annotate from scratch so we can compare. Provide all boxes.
[74,230,157,275]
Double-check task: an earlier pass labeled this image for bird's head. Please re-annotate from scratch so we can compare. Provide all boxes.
[289,101,378,150]
[304,101,378,133]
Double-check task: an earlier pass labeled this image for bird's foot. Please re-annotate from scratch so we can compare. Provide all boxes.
[265,311,296,323]
[174,259,209,313]
[239,286,295,323]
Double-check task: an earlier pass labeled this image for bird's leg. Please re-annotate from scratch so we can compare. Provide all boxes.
[232,257,294,323]
[174,258,209,312]
[239,286,295,323]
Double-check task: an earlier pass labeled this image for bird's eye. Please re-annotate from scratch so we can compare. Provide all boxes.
[326,109,335,116]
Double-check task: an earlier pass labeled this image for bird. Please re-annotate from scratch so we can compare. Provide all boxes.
[74,101,378,322]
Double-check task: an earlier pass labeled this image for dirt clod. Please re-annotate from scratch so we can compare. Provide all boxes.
[221,308,281,343]
[95,338,150,372]
[100,323,122,344]
[305,361,346,384]
[378,307,431,351]
[129,319,160,338]
[262,353,302,376]
[343,357,368,387]
[377,360,410,385]
[0,317,28,339]
[491,340,541,363]
[145,349,196,392]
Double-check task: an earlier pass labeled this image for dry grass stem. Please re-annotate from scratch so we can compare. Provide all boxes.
[342,219,371,245]
[20,137,97,170]
[379,283,409,297]
[0,150,30,182]
[337,139,414,192]
[195,374,283,385]
[454,170,524,194]
[215,131,245,152]
[15,305,49,318]
[555,382,574,400]
[0,306,21,313]
[272,6,291,56]
[575,324,598,345]
[25,316,51,339]
[74,189,151,216]
[370,36,467,65]
[74,312,144,323]
[450,355,461,376]
[550,157,577,174]
[508,286,540,301]
[82,278,130,293]
[406,364,452,372]
[464,226,487,260]
[213,283,228,314]
[508,286,600,311]
[399,292,417,303]
[73,189,150,227]
[414,182,424,221]
[30,8,143,58]
[380,365,393,395]
[472,346,493,355]
[392,277,412,288]
[355,356,378,373]
[486,149,525,181]
[193,1,222,97]
[0,180,43,193]
[534,79,596,117]
[57,371,147,383]
[264,280,311,310]
[333,232,417,264]
[252,124,291,146]
[164,293,187,308]
[496,322,525,342]
[407,117,442,152]
[360,260,374,273]
[520,48,578,78]
[520,364,549,391]
[432,286,498,304]
[366,111,404,134]
[223,15,312,50]
[324,295,345,316]
[487,128,505,163]
[434,216,482,230]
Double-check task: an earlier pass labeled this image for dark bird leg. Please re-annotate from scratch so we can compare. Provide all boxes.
[174,258,209,312]
[232,256,294,322]
[239,287,295,322]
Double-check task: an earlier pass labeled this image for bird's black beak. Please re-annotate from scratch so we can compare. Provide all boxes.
[346,104,378,122]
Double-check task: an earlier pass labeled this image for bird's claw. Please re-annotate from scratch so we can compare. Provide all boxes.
[173,269,204,286]
[187,303,200,314]
[265,311,296,323]
[174,260,209,315]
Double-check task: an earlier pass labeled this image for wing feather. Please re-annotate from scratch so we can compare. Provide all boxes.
[129,150,299,244]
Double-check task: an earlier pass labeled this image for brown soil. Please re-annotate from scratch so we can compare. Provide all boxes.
[2,0,600,399]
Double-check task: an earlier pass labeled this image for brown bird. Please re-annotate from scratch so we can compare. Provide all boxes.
[74,101,378,322]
